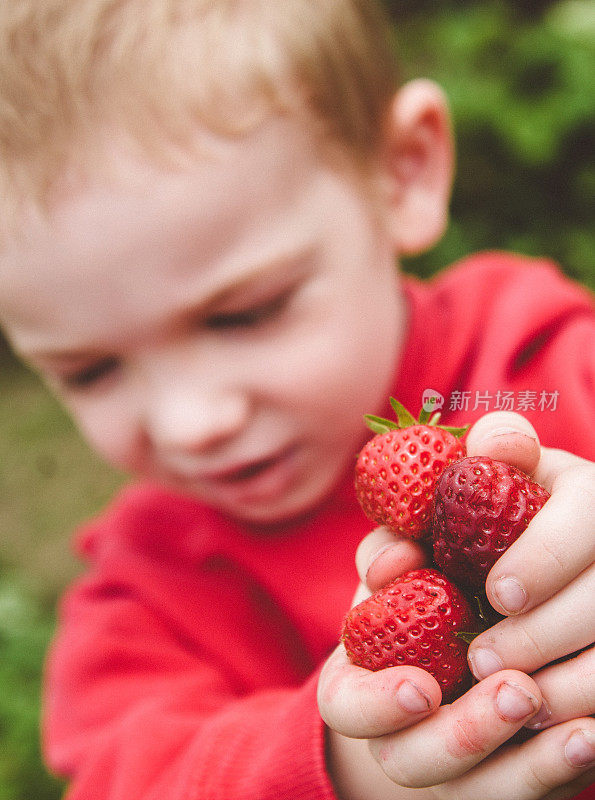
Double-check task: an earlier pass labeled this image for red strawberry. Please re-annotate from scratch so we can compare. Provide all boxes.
[355,398,467,539]
[433,456,551,588]
[341,568,480,702]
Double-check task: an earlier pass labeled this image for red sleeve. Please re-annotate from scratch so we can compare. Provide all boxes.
[42,485,342,800]
[43,577,338,800]
[397,253,595,459]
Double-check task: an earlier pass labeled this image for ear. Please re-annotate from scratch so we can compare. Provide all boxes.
[378,79,454,256]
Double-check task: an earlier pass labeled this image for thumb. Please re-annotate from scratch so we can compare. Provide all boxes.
[465,411,541,476]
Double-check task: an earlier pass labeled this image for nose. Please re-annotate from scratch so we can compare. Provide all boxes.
[143,383,250,455]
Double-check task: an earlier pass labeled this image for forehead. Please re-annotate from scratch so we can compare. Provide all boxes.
[0,115,331,352]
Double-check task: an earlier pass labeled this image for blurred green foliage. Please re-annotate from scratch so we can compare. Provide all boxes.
[0,358,123,800]
[387,0,595,289]
[1,2,593,799]
[0,584,64,800]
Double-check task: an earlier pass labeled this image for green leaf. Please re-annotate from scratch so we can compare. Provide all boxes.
[389,397,417,428]
[438,424,470,438]
[364,398,469,437]
[418,407,431,425]
[363,414,399,435]
[455,631,481,644]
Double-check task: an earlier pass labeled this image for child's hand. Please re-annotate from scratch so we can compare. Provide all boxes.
[318,411,595,799]
[320,647,593,799]
[463,413,595,733]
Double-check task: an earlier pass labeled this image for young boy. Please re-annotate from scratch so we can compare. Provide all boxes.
[0,1,593,799]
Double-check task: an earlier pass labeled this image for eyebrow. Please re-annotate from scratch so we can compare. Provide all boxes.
[27,243,316,364]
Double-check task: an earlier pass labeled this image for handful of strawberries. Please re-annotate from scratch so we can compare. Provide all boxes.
[342,398,550,703]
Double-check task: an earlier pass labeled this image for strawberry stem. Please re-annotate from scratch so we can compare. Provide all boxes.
[474,594,489,624]
[363,397,469,438]
[455,595,496,644]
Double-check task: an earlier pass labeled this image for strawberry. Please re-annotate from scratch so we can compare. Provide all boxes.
[355,398,467,539]
[433,456,551,588]
[341,568,480,702]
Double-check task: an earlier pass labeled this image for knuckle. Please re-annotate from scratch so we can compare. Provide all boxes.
[317,656,351,725]
[371,741,427,788]
[539,537,568,573]
[523,759,558,795]
[563,463,595,507]
[316,674,337,724]
[517,620,550,665]
[573,647,595,709]
[447,717,490,758]
[354,679,383,731]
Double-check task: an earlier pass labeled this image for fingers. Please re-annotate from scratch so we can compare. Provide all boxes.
[317,645,441,739]
[320,651,595,799]
[468,415,594,617]
[466,411,542,475]
[359,418,594,618]
[367,670,542,788]
[441,719,595,800]
[525,646,595,732]
[366,676,594,798]
[485,452,595,616]
[532,447,594,492]
[469,563,595,679]
[354,527,427,593]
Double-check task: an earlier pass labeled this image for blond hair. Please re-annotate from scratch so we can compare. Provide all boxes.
[0,0,398,215]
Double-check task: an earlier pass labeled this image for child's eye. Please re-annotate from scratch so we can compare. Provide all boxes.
[62,357,120,389]
[205,291,291,331]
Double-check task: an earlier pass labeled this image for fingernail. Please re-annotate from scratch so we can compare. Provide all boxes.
[565,729,595,768]
[496,682,539,722]
[476,428,538,445]
[469,648,503,680]
[396,680,433,714]
[484,426,527,438]
[525,699,552,730]
[365,543,395,582]
[494,428,537,440]
[493,576,527,615]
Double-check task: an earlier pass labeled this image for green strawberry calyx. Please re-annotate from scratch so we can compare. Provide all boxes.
[364,397,469,438]
[456,594,501,643]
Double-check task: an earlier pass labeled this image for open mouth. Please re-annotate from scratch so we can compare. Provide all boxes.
[165,444,302,508]
[219,447,295,484]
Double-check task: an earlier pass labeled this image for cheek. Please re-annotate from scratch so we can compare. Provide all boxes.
[319,334,398,426]
[286,303,400,411]
[66,398,144,473]
[254,312,399,453]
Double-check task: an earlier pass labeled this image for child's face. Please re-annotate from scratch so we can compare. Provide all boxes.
[0,115,406,524]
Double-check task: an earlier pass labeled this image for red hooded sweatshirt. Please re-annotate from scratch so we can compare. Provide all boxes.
[43,253,595,800]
